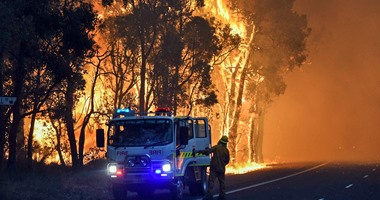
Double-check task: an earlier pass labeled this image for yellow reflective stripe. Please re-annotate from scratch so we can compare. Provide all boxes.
[178,151,205,158]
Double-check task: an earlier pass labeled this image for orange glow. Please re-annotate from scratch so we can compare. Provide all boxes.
[226,162,267,174]
[33,119,49,142]
[31,119,61,164]
[28,0,264,168]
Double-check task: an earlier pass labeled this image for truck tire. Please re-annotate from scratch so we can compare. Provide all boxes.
[188,167,207,196]
[112,183,127,200]
[171,177,184,200]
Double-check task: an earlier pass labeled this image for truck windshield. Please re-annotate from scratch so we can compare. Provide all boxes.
[108,119,172,147]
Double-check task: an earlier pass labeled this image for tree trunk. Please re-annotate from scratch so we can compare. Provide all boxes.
[228,65,248,166]
[139,44,146,113]
[65,80,79,168]
[248,113,256,163]
[254,107,265,163]
[7,42,26,170]
[0,51,5,167]
[79,60,99,166]
[27,110,37,169]
[7,105,21,170]
[78,117,87,166]
[222,59,240,165]
[27,68,42,169]
[56,128,66,166]
[173,65,180,115]
[49,113,65,166]
[226,61,240,132]
[0,109,4,169]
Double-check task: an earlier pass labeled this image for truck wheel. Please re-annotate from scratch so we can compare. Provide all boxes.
[171,177,184,200]
[112,183,127,200]
[197,167,207,195]
[188,167,207,196]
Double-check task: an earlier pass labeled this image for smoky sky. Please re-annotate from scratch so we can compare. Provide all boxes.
[264,0,380,162]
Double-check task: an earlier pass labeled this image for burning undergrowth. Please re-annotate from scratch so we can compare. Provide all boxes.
[226,162,267,174]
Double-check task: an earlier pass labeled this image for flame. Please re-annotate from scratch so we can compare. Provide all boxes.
[205,0,247,37]
[31,119,60,164]
[226,162,267,174]
[27,0,262,169]
[33,120,47,142]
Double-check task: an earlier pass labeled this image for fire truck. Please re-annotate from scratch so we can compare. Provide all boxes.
[96,107,211,200]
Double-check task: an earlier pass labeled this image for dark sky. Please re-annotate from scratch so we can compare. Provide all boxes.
[264,0,380,162]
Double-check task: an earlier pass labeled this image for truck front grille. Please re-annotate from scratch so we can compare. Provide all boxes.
[124,155,151,173]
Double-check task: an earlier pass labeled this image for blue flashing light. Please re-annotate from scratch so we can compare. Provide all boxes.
[115,107,135,116]
[116,108,130,113]
[155,169,162,174]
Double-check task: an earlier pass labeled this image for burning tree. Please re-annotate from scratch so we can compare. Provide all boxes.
[0,0,310,170]
[98,0,225,115]
[224,0,310,164]
[194,0,310,165]
[97,0,310,166]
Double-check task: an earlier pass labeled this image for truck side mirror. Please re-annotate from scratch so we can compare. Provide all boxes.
[179,127,189,145]
[96,129,105,148]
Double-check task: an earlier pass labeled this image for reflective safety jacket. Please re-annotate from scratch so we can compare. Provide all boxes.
[202,143,230,173]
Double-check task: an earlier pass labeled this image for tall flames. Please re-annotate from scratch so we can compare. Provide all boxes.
[206,0,247,38]
[29,0,266,173]
[206,0,266,174]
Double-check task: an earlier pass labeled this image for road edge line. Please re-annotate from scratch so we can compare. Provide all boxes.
[226,162,328,195]
[194,162,328,200]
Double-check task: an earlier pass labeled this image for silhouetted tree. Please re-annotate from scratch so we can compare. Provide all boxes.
[78,50,107,166]
[101,0,221,115]
[0,1,17,167]
[3,0,40,169]
[49,1,97,168]
[1,0,97,169]
[98,15,140,111]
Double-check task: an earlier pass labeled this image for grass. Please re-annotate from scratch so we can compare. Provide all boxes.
[0,160,113,200]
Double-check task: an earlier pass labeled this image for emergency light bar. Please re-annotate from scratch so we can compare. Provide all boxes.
[114,107,172,117]
[115,107,135,117]
[155,107,172,116]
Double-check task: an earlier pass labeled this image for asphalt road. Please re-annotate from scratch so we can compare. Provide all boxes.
[222,162,380,200]
[126,162,380,200]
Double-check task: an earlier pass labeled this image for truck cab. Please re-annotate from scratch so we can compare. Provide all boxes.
[96,108,211,200]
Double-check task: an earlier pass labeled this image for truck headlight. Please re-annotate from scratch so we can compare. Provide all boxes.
[162,163,171,172]
[108,165,117,173]
[108,163,124,178]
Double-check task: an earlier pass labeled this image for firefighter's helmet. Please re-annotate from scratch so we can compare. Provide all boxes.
[219,135,228,144]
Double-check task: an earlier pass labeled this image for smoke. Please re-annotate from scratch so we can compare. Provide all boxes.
[264,0,380,162]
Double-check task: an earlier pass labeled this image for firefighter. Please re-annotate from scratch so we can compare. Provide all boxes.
[199,135,230,200]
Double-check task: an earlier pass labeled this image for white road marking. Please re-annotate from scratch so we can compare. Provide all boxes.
[363,175,369,178]
[194,163,328,200]
[345,184,354,189]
